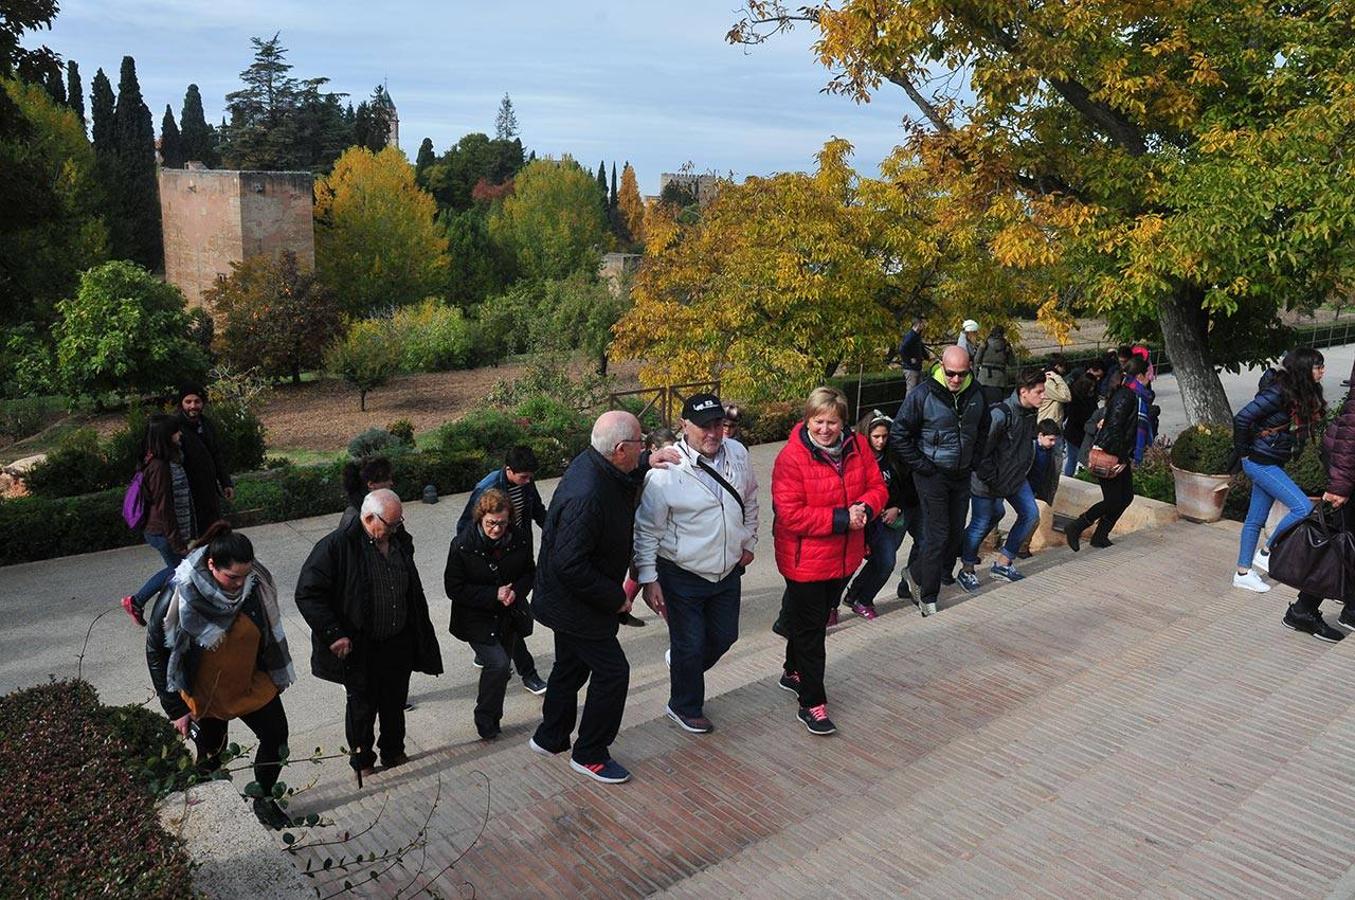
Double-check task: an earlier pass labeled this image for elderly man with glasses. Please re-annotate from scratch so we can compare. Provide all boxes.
[295,488,443,784]
[890,345,992,617]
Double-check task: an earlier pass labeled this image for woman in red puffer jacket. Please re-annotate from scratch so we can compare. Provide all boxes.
[771,386,887,737]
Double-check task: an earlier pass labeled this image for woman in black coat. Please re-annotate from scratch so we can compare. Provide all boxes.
[444,488,537,740]
[1066,361,1143,551]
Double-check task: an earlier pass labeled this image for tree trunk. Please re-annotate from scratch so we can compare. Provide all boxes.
[359,389,367,412]
[1159,285,1233,425]
[596,351,609,377]
[291,364,301,386]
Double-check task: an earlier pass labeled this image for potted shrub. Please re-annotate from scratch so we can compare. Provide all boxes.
[1170,424,1235,522]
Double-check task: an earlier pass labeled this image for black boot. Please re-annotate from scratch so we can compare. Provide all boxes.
[253,797,291,830]
[1065,516,1087,552]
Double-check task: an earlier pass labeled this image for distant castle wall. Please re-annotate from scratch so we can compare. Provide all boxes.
[659,173,721,206]
[159,166,315,309]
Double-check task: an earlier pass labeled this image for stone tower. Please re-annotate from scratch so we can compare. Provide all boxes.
[376,82,399,150]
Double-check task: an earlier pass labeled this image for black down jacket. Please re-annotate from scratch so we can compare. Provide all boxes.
[294,517,444,685]
[530,448,637,640]
[444,521,536,645]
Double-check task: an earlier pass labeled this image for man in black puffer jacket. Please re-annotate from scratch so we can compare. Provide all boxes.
[530,410,654,785]
[890,344,991,617]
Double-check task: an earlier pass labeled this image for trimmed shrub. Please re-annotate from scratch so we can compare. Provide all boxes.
[391,299,475,372]
[739,401,801,446]
[0,487,136,564]
[0,679,193,897]
[22,427,120,498]
[96,702,197,797]
[435,408,529,458]
[212,400,267,474]
[387,419,416,446]
[1169,424,1234,474]
[348,426,400,459]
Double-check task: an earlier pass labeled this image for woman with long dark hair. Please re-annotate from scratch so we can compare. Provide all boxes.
[1065,361,1143,551]
[340,456,394,529]
[145,521,296,829]
[1062,371,1100,476]
[1231,347,1326,593]
[121,414,194,625]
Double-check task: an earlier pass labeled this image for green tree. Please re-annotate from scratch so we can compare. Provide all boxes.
[112,56,161,269]
[325,319,400,411]
[541,271,631,376]
[489,157,607,281]
[89,66,114,170]
[179,83,218,166]
[55,261,207,400]
[352,83,395,153]
[206,251,342,384]
[414,137,434,183]
[731,1,1355,424]
[314,145,449,315]
[159,105,183,168]
[616,162,645,245]
[289,77,352,171]
[595,160,608,213]
[442,208,512,306]
[64,60,83,129]
[41,66,63,104]
[0,78,108,325]
[220,33,296,169]
[609,162,617,209]
[0,0,60,84]
[421,132,525,212]
[494,92,518,140]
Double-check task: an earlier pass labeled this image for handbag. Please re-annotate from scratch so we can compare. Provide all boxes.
[1267,505,1355,601]
[1086,447,1125,479]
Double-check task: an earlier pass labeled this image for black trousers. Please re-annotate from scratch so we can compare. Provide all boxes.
[195,694,289,792]
[345,631,413,769]
[911,472,971,604]
[467,626,529,737]
[533,631,629,765]
[783,577,848,708]
[1084,467,1135,539]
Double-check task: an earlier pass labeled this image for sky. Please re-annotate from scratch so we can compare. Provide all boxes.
[43,0,919,191]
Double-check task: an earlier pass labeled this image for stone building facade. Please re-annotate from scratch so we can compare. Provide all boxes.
[159,166,315,309]
[658,172,722,206]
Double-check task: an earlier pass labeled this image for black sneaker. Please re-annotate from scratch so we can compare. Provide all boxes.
[941,571,956,586]
[252,797,291,830]
[896,579,914,602]
[1283,607,1345,643]
[472,656,484,669]
[778,670,801,694]
[797,704,836,735]
[521,673,547,695]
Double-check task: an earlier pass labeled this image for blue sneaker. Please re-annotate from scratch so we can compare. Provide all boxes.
[956,570,981,593]
[569,757,632,784]
[990,563,1025,582]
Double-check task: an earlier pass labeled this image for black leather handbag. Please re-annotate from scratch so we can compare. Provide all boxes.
[1267,505,1355,600]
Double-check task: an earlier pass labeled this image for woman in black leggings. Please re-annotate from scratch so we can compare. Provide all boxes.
[1066,360,1143,550]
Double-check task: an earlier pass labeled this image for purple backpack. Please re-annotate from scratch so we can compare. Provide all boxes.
[122,469,148,530]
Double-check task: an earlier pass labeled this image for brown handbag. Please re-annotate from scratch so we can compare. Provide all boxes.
[1087,447,1126,479]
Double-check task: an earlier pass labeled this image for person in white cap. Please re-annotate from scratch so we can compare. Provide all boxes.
[958,319,980,361]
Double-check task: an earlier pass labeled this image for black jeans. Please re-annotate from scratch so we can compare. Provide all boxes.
[345,631,413,769]
[1084,467,1135,539]
[194,694,289,793]
[533,631,630,765]
[911,472,971,604]
[783,577,848,709]
[467,626,528,737]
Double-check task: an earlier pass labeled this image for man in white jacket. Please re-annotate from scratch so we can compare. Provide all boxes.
[634,393,759,734]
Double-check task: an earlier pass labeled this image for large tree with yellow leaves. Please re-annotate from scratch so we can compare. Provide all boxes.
[731,1,1355,424]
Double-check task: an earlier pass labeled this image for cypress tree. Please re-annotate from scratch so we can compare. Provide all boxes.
[596,160,607,210]
[113,56,162,269]
[609,161,618,209]
[160,105,184,168]
[66,61,84,129]
[90,68,115,162]
[179,84,217,167]
[43,68,65,105]
[415,137,435,183]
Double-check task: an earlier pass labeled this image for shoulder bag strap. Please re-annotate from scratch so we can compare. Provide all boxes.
[696,458,745,515]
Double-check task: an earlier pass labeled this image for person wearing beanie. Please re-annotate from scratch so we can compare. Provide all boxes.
[175,382,234,536]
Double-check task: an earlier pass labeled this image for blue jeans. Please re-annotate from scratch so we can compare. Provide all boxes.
[133,532,183,614]
[845,518,906,606]
[660,559,741,718]
[961,482,1039,565]
[1238,458,1312,568]
[1063,440,1081,476]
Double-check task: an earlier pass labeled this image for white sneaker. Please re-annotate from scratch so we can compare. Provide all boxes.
[1253,548,1271,574]
[664,648,671,668]
[921,601,937,617]
[1233,569,1271,593]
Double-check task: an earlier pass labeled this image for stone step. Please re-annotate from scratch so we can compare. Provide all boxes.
[283,522,1355,897]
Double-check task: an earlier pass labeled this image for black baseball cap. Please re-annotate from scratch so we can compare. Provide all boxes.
[682,393,724,426]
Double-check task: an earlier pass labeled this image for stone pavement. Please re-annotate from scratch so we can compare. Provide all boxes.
[279,521,1355,898]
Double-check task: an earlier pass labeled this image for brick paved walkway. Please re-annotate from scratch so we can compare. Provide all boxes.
[283,521,1355,897]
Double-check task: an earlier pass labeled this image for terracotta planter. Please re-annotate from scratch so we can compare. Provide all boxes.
[1171,465,1232,523]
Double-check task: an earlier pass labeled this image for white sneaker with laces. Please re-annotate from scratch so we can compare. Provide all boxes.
[1253,548,1271,574]
[1233,569,1271,593]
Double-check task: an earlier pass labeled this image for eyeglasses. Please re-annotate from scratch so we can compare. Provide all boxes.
[482,517,509,530]
[942,368,969,380]
[616,438,645,448]
[375,512,404,529]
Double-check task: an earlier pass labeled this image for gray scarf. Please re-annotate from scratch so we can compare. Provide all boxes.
[163,547,296,696]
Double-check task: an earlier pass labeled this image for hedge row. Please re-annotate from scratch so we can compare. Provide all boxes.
[0,680,194,898]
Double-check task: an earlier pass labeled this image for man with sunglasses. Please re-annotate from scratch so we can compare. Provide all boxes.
[295,489,444,783]
[890,345,992,617]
